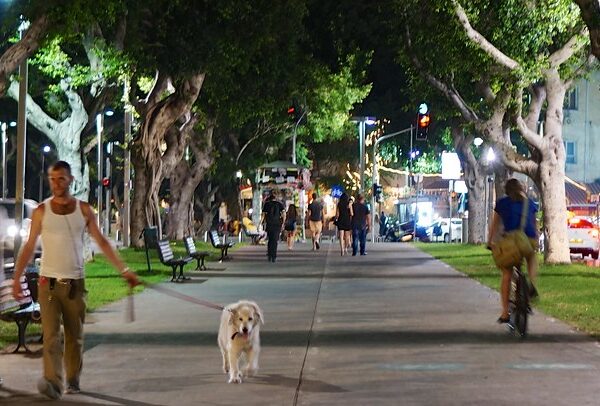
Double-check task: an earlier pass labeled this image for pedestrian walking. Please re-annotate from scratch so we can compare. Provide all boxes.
[334,193,353,256]
[261,190,285,262]
[284,204,298,250]
[307,193,324,250]
[11,161,140,400]
[351,194,371,256]
[379,211,387,237]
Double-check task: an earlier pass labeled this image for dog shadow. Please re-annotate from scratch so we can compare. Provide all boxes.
[250,374,347,393]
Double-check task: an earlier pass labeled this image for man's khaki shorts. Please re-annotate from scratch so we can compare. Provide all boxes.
[309,220,323,234]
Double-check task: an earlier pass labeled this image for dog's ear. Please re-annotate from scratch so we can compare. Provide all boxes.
[227,308,237,325]
[252,303,264,325]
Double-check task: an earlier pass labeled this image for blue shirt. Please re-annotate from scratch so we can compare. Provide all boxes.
[494,196,538,238]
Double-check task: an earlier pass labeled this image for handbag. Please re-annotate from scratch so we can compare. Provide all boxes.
[492,196,535,269]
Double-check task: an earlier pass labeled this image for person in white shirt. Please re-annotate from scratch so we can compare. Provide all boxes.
[12,161,139,399]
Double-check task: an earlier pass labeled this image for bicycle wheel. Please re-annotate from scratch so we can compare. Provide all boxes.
[514,271,529,337]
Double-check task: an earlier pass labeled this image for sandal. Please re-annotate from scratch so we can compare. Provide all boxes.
[497,315,510,324]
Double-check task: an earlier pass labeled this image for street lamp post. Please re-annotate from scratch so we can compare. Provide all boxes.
[38,145,50,202]
[96,113,104,230]
[485,147,496,238]
[14,16,30,257]
[1,122,7,198]
[351,116,376,194]
[0,122,16,198]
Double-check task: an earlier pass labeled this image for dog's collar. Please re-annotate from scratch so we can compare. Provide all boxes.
[231,332,249,340]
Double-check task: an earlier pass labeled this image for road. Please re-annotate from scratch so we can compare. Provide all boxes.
[1,241,599,405]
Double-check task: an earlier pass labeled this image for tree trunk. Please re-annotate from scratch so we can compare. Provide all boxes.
[535,70,570,263]
[129,72,205,247]
[131,151,158,247]
[453,124,488,243]
[166,123,215,240]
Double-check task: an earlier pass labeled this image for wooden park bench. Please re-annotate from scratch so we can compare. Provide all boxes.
[183,236,209,271]
[0,267,41,353]
[209,230,235,262]
[156,240,192,282]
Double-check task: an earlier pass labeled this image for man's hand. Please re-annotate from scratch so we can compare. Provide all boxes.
[12,277,24,300]
[122,270,141,288]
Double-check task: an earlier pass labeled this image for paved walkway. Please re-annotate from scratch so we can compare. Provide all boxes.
[1,241,600,405]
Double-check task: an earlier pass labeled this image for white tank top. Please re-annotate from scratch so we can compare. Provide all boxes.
[40,198,86,279]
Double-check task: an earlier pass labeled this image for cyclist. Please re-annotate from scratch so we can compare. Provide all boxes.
[487,178,539,323]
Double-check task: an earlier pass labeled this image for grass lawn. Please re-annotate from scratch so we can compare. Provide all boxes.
[417,242,600,338]
[0,240,229,349]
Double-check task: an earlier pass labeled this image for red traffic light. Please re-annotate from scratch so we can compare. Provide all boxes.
[287,106,295,115]
[418,114,430,128]
[102,177,110,187]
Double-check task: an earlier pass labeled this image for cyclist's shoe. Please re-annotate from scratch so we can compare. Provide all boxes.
[497,315,510,324]
[529,284,539,300]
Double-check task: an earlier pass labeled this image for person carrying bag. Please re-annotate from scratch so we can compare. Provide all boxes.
[491,196,534,268]
[487,178,539,324]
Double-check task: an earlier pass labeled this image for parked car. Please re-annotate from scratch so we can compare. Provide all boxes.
[428,218,463,243]
[568,216,600,259]
[0,198,41,258]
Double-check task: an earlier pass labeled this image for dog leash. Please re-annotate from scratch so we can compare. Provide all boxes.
[126,281,225,322]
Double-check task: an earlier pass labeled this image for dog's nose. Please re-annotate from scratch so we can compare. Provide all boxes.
[242,327,248,333]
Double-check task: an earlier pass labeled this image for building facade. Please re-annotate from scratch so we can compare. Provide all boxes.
[563,70,600,183]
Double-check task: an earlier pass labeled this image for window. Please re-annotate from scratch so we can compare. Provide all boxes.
[564,141,576,164]
[564,87,578,110]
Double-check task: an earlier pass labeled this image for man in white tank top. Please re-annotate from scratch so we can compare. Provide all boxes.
[12,161,140,400]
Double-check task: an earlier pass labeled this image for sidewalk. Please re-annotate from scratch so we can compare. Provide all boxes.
[2,241,600,405]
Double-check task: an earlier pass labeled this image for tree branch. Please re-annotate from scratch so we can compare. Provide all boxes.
[0,14,50,95]
[549,27,589,68]
[7,80,59,140]
[404,25,479,122]
[452,0,519,70]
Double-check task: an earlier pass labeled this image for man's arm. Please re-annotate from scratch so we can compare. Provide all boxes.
[82,202,140,287]
[12,205,44,299]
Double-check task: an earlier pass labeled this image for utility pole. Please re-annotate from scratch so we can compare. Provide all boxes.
[123,80,132,247]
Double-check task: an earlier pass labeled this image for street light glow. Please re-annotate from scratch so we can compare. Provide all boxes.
[418,103,428,114]
[486,147,496,162]
[473,137,483,147]
[42,145,50,153]
[235,170,242,179]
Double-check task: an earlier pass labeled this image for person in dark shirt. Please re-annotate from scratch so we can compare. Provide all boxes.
[335,193,353,256]
[261,191,285,262]
[351,194,371,256]
[307,193,324,250]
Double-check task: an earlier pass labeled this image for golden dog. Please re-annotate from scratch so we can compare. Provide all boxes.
[218,300,264,383]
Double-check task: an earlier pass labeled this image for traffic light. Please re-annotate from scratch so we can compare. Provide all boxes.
[416,103,430,141]
[102,177,110,188]
[287,100,306,124]
[373,183,383,201]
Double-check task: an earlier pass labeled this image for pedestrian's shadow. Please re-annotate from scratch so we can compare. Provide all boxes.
[0,385,160,405]
[251,374,347,393]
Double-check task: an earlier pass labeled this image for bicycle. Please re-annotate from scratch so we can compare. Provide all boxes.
[508,262,530,338]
